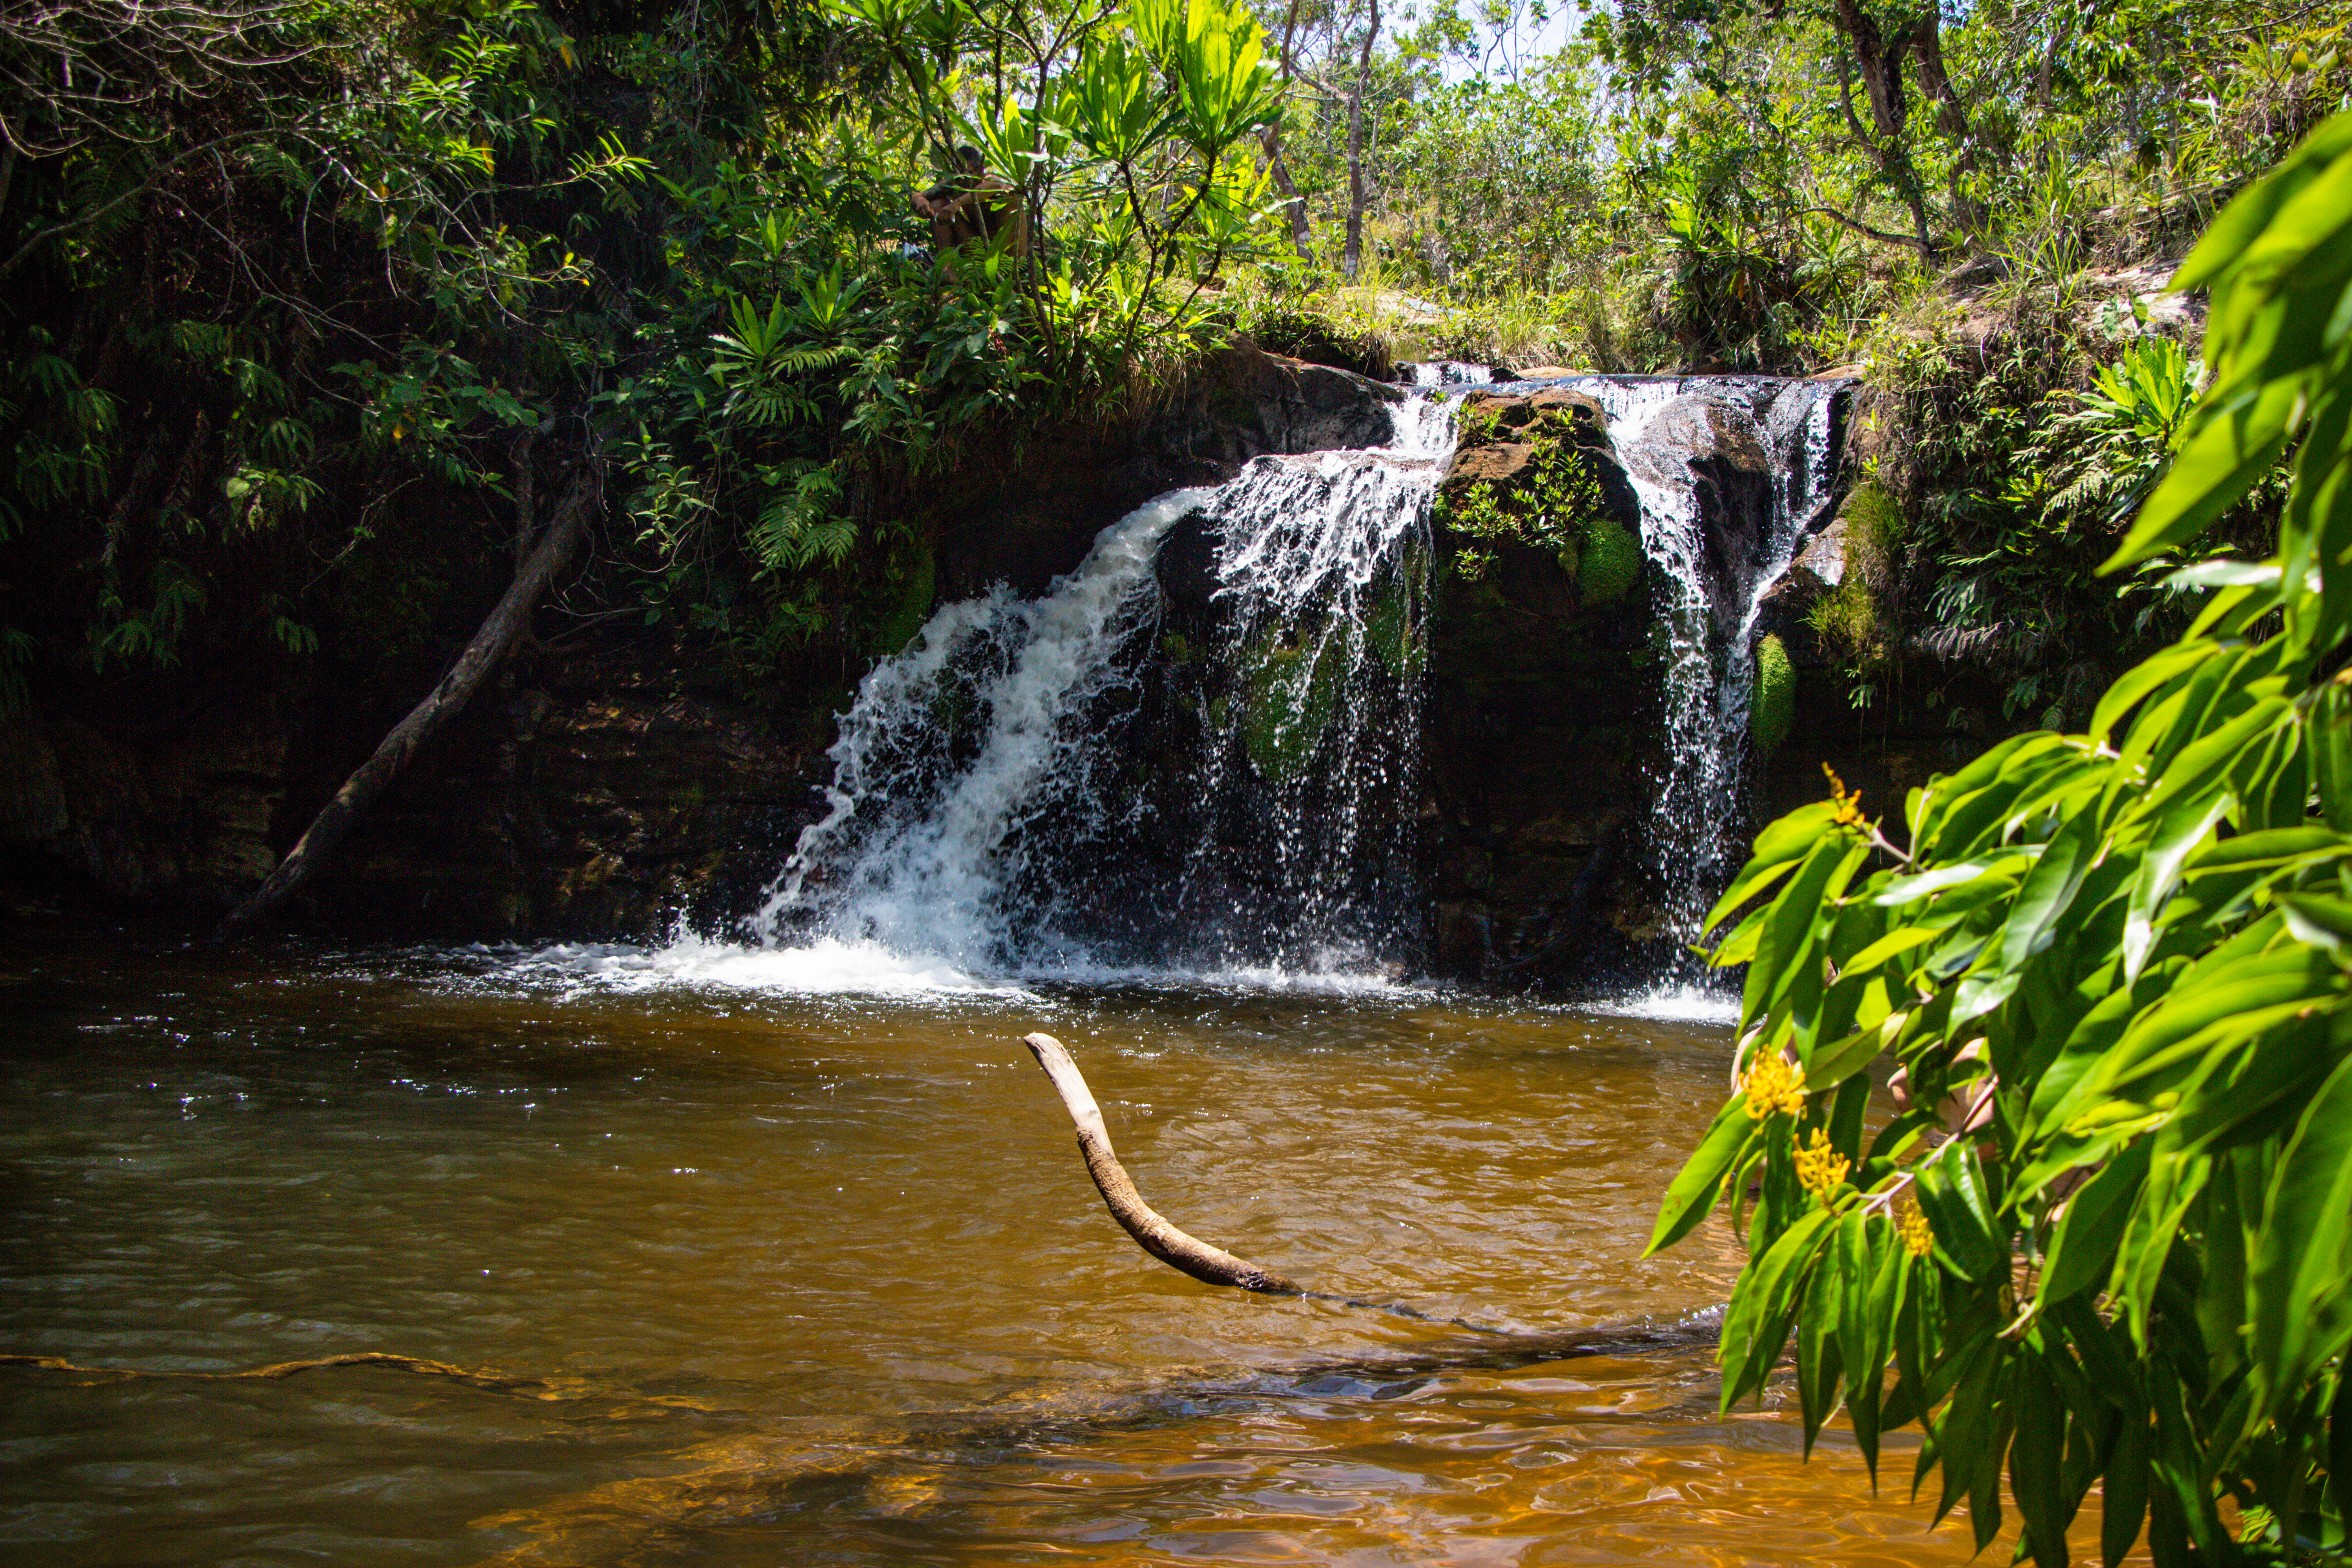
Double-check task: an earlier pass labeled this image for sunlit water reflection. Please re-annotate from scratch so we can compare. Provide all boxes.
[0,936,2083,1565]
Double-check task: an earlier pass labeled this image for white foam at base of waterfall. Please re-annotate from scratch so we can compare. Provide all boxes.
[1588,984,1740,1025]
[491,933,1421,1000]
[747,485,1210,971]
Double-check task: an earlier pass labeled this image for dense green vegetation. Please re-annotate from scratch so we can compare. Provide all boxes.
[1657,112,2352,1565]
[0,0,1299,720]
[2,0,2342,729]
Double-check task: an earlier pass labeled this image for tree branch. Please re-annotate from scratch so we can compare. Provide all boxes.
[216,451,606,940]
[1798,204,1936,251]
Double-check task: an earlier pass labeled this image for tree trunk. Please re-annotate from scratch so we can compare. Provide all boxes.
[1341,0,1379,282]
[2034,7,2075,108]
[1021,1033,1303,1294]
[1265,0,1313,261]
[215,454,604,941]
[1835,0,1906,139]
[1832,7,1940,260]
[1261,128,1313,259]
[1910,8,1967,137]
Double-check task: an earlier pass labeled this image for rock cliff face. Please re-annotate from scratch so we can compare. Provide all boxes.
[1418,387,1663,981]
[0,349,1906,990]
[1417,377,1886,988]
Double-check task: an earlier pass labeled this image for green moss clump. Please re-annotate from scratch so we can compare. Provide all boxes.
[1752,632,1795,758]
[1242,629,1347,782]
[1362,578,1428,678]
[1577,518,1642,604]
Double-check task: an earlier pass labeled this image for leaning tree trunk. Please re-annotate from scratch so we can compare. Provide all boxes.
[216,453,604,941]
[1022,1033,1304,1294]
[1341,0,1379,282]
[1260,127,1314,260]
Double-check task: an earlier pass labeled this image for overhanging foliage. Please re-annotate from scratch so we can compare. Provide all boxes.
[1653,107,2352,1564]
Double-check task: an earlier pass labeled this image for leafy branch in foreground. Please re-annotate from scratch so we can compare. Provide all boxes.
[1650,107,2352,1567]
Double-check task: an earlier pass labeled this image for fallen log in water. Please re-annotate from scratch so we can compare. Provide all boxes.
[1022,1031,1303,1294]
[1022,1030,1670,1339]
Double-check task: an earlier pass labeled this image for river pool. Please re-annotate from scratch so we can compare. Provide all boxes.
[4,935,2048,1566]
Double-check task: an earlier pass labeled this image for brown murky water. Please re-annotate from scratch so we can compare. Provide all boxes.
[1,937,2044,1566]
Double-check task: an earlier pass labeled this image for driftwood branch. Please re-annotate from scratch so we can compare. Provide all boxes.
[1022,1033,1303,1295]
[216,452,604,941]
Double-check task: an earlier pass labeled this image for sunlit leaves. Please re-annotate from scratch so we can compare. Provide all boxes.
[1653,108,2352,1568]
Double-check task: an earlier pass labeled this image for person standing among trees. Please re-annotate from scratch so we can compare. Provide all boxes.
[913,146,1028,276]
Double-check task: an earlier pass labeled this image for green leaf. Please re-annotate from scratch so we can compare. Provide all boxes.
[1842,924,1943,972]
[2173,118,2352,292]
[1873,856,2024,908]
[2102,1408,2151,1568]
[2005,812,2102,965]
[1916,1140,2004,1279]
[1705,802,1837,934]
[2035,1141,2151,1307]
[2277,892,2352,954]
[1741,836,1859,1034]
[1646,1092,1759,1255]
[1805,1013,1900,1093]
[1720,1205,1838,1408]
[2106,376,2303,573]
[2248,1049,2352,1421]
[2123,794,2231,984]
[2009,1356,2073,1567]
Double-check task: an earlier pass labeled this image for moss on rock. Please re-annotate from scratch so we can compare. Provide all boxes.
[1577,518,1642,604]
[1242,629,1348,782]
[1753,632,1795,758]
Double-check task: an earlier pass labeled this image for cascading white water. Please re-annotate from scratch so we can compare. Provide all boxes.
[1571,377,1841,984]
[746,488,1209,971]
[1174,396,1454,970]
[740,393,1451,985]
[527,371,1841,1001]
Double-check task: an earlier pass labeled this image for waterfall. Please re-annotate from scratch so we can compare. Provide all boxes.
[744,394,1451,985]
[546,368,1841,1000]
[747,489,1207,972]
[1575,377,1842,983]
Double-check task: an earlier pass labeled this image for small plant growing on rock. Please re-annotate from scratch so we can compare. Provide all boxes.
[1436,413,1618,588]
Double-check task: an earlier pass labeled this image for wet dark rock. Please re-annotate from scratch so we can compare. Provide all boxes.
[0,635,824,939]
[936,348,1403,601]
[0,705,285,909]
[1623,394,1774,634]
[308,637,825,938]
[1153,507,1223,620]
[1419,388,1664,985]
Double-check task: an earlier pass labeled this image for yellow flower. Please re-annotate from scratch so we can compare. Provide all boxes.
[1823,762,1868,828]
[1896,1199,1933,1258]
[1743,1049,1805,1121]
[1795,1127,1850,1195]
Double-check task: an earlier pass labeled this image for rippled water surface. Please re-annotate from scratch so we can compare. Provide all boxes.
[3,936,2055,1566]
